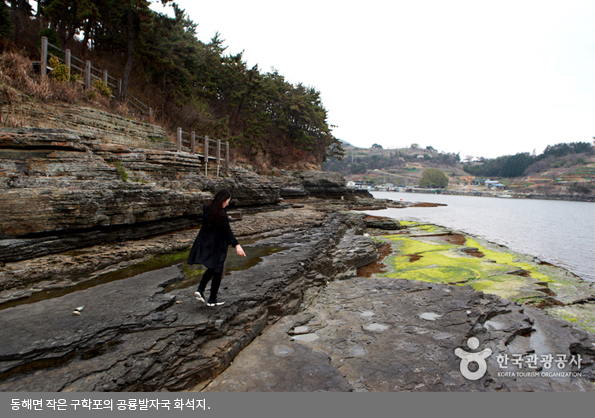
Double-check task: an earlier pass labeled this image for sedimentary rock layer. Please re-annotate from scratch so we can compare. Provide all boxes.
[0,212,377,391]
[1,128,370,262]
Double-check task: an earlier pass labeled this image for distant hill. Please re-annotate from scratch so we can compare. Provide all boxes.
[323,145,466,187]
[323,143,595,197]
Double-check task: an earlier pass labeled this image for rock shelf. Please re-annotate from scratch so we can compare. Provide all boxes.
[1,127,594,392]
[0,211,378,391]
[198,221,595,392]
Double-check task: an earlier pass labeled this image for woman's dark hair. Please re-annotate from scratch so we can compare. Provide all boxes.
[207,189,231,226]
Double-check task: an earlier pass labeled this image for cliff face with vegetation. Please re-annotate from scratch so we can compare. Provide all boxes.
[0,123,361,264]
[2,0,344,171]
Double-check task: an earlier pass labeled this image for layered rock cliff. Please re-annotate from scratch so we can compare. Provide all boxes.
[0,127,370,264]
[0,119,385,391]
[1,120,595,392]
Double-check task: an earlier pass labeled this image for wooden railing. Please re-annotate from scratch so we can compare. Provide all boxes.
[176,128,229,176]
[39,38,230,175]
[39,37,153,117]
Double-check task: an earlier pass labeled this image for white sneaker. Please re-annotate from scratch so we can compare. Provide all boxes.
[194,291,206,303]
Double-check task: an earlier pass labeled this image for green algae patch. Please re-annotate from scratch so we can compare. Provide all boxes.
[416,224,440,233]
[399,221,418,226]
[395,265,477,284]
[387,235,453,255]
[397,221,450,236]
[470,274,546,301]
[465,238,515,264]
[181,263,206,279]
[382,234,557,291]
[465,238,553,283]
[164,263,206,292]
[376,227,595,333]
[548,305,595,334]
[382,236,519,287]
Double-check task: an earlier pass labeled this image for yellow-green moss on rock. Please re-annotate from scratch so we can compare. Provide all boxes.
[377,228,595,333]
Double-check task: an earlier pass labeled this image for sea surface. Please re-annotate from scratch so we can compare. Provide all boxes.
[368,191,595,282]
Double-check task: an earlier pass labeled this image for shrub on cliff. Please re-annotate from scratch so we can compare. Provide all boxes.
[569,182,594,195]
[112,162,129,182]
[0,53,51,101]
[419,168,449,188]
[49,56,70,82]
[92,79,112,98]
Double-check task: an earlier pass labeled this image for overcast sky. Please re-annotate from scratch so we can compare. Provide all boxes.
[151,0,595,159]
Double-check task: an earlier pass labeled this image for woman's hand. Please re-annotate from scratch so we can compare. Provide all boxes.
[236,244,246,257]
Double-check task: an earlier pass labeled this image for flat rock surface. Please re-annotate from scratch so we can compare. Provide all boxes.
[2,203,595,392]
[0,212,377,391]
[201,277,595,392]
[0,204,328,306]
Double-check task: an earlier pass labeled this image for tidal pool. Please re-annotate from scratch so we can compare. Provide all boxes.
[1,242,286,310]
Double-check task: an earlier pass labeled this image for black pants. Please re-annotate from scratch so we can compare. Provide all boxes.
[198,268,222,300]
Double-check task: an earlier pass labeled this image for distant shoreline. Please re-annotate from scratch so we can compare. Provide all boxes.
[363,187,594,203]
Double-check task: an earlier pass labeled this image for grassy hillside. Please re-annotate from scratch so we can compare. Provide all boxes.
[324,143,595,197]
[325,145,465,187]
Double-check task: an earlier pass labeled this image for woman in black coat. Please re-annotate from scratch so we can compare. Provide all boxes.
[188,189,245,306]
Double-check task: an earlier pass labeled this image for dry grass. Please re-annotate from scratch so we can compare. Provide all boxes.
[0,81,26,127]
[0,52,88,104]
[0,52,151,125]
[0,53,52,101]
[49,78,83,104]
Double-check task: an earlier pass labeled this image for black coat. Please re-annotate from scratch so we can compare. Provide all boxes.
[187,204,239,274]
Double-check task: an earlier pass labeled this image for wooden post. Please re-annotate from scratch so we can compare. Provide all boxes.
[85,60,91,90]
[226,141,230,174]
[177,128,182,152]
[191,132,195,154]
[149,108,153,119]
[102,70,108,83]
[40,36,48,78]
[204,136,210,176]
[118,79,122,99]
[65,49,71,81]
[216,139,221,177]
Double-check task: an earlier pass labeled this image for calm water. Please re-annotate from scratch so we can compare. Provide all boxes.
[369,191,595,282]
